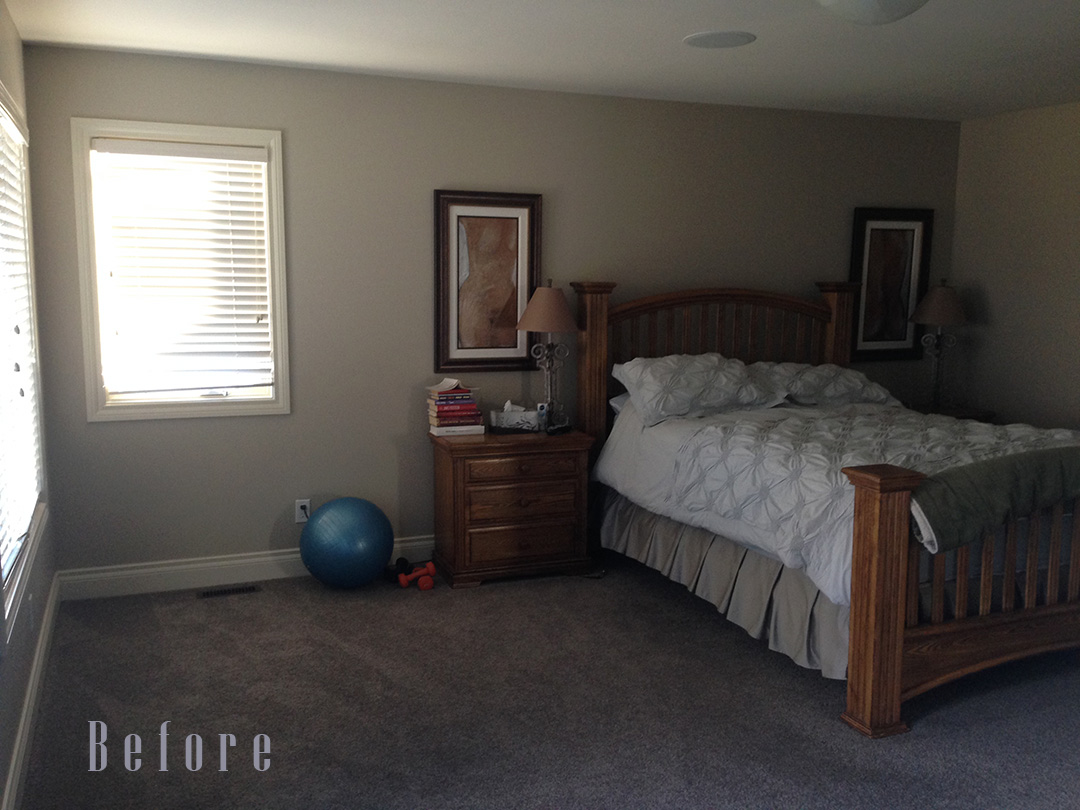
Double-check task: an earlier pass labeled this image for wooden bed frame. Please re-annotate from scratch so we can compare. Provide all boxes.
[572,280,1080,737]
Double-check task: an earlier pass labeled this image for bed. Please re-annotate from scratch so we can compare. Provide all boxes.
[571,280,1080,737]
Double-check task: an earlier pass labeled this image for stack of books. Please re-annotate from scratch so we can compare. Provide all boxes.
[427,379,485,436]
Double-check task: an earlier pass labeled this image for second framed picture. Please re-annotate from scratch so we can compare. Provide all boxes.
[434,190,541,372]
[848,207,933,361]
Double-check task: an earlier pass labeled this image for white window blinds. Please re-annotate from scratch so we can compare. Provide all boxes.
[89,139,274,399]
[0,107,43,588]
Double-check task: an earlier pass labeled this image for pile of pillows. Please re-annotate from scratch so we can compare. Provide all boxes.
[612,352,899,427]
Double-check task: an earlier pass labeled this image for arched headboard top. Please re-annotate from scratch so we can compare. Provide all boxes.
[571,281,858,449]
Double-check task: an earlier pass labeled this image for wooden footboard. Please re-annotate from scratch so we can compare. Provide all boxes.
[843,465,1080,737]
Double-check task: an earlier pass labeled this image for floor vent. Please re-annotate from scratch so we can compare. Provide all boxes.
[198,584,262,599]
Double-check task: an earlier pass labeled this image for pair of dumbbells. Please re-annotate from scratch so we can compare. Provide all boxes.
[397,560,436,591]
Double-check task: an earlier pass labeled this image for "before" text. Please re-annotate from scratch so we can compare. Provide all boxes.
[89,721,270,772]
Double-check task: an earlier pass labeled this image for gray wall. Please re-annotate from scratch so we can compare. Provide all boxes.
[0,2,57,803]
[24,45,960,571]
[951,102,1080,430]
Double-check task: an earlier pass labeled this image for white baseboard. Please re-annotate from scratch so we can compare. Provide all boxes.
[2,573,61,810]
[57,535,436,602]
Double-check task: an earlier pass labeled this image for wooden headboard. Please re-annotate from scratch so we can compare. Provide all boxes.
[571,281,859,448]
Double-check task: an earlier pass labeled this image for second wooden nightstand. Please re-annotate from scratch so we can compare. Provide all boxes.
[430,430,594,588]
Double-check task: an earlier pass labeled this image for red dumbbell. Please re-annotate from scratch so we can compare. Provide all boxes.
[398,561,436,589]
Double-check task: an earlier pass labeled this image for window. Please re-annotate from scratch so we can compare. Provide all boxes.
[72,119,289,421]
[1,96,45,640]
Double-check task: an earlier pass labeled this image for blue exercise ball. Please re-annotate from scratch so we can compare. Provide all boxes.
[300,497,394,588]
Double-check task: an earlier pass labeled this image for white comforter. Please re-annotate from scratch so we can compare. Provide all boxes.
[594,401,1080,606]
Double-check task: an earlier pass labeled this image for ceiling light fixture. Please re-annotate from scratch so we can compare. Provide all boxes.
[683,31,757,49]
[814,0,931,25]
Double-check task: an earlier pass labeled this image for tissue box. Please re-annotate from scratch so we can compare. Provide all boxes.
[489,409,542,432]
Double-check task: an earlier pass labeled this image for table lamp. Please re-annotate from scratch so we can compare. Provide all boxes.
[516,281,577,430]
[910,279,966,412]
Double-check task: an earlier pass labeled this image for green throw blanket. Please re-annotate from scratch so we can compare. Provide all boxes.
[912,445,1080,553]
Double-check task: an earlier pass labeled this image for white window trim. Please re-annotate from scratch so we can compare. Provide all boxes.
[71,118,290,421]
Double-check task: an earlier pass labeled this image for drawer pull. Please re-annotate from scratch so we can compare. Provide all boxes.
[518,497,531,508]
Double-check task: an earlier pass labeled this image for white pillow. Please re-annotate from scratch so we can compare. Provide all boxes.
[749,362,900,407]
[612,353,784,427]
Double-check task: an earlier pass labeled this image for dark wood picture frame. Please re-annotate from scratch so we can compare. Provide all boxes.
[434,190,541,372]
[848,207,933,361]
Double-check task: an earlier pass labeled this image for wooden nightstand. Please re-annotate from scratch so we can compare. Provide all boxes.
[429,430,595,588]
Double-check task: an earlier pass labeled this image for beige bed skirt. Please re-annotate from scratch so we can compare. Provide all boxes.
[600,490,850,679]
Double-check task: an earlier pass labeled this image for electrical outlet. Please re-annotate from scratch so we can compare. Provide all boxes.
[295,499,311,524]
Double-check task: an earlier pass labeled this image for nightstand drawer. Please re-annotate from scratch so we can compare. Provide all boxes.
[466,453,579,483]
[467,522,576,564]
[467,483,577,522]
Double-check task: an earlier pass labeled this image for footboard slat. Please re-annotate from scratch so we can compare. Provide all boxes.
[1025,512,1041,609]
[1047,504,1063,606]
[905,543,920,628]
[955,545,970,620]
[1070,497,1080,602]
[1003,521,1018,612]
[979,533,994,617]
[931,555,947,624]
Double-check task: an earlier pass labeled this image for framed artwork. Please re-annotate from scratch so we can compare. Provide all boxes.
[434,190,541,372]
[848,207,933,361]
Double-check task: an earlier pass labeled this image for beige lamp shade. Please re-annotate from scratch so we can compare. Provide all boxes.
[911,281,966,327]
[516,286,577,333]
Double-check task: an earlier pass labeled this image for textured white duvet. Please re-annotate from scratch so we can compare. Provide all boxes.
[594,401,1080,606]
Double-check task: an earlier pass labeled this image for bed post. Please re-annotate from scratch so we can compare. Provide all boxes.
[841,464,926,738]
[816,282,858,366]
[571,282,616,451]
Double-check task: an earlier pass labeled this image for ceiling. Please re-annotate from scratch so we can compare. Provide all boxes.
[9,0,1080,121]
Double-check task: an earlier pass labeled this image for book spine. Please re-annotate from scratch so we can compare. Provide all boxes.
[428,401,478,412]
[429,424,485,436]
[428,389,471,399]
[429,415,484,426]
